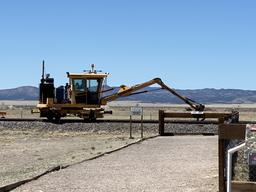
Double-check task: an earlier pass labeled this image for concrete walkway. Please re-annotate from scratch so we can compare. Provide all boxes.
[14,136,218,192]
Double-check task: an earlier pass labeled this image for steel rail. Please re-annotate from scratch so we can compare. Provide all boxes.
[0,118,219,124]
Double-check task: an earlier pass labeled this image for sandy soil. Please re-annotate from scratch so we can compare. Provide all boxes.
[0,127,143,187]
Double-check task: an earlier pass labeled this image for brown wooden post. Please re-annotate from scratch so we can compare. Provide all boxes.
[218,123,246,192]
[159,110,165,136]
[219,117,226,192]
[129,115,133,139]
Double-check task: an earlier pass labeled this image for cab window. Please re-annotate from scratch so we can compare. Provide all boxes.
[87,79,99,93]
[73,79,86,92]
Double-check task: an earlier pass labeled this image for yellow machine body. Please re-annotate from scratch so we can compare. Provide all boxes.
[37,63,109,121]
[37,62,204,122]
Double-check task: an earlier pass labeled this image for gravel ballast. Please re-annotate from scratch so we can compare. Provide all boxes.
[0,121,217,135]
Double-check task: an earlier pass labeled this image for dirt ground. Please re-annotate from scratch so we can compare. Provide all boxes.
[0,126,147,187]
[14,136,218,192]
[1,101,256,190]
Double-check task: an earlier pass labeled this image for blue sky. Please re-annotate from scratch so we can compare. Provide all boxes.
[0,0,255,89]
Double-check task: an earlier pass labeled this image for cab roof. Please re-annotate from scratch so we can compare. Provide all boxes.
[67,72,108,79]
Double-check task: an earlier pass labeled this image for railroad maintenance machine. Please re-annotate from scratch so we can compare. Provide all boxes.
[37,61,205,122]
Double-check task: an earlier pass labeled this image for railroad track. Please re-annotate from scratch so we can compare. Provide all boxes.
[1,117,253,125]
[0,117,221,124]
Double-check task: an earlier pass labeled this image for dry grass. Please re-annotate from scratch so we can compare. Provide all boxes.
[0,127,143,187]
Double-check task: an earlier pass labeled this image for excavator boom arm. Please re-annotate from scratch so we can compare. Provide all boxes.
[101,78,205,111]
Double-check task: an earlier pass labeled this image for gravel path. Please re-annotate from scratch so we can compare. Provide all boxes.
[14,136,218,192]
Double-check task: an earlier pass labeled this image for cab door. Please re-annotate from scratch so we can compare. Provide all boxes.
[73,79,86,104]
[86,79,102,105]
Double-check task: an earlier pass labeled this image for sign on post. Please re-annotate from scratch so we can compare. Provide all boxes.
[130,104,144,139]
[131,106,143,116]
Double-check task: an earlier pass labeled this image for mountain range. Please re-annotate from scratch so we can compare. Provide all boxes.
[1,86,256,104]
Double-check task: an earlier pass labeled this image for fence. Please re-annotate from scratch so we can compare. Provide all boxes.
[158,110,240,192]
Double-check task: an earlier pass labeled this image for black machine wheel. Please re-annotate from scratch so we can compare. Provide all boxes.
[46,114,54,122]
[83,117,96,122]
[83,111,97,122]
[54,115,61,123]
[46,111,61,123]
[89,117,96,122]
[89,111,96,122]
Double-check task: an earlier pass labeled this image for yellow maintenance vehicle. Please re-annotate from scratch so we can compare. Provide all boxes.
[37,61,205,121]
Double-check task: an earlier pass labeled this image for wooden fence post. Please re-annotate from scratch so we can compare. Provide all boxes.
[159,110,165,136]
[219,117,226,192]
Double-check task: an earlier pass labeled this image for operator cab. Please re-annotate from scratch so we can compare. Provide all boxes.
[67,64,108,105]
